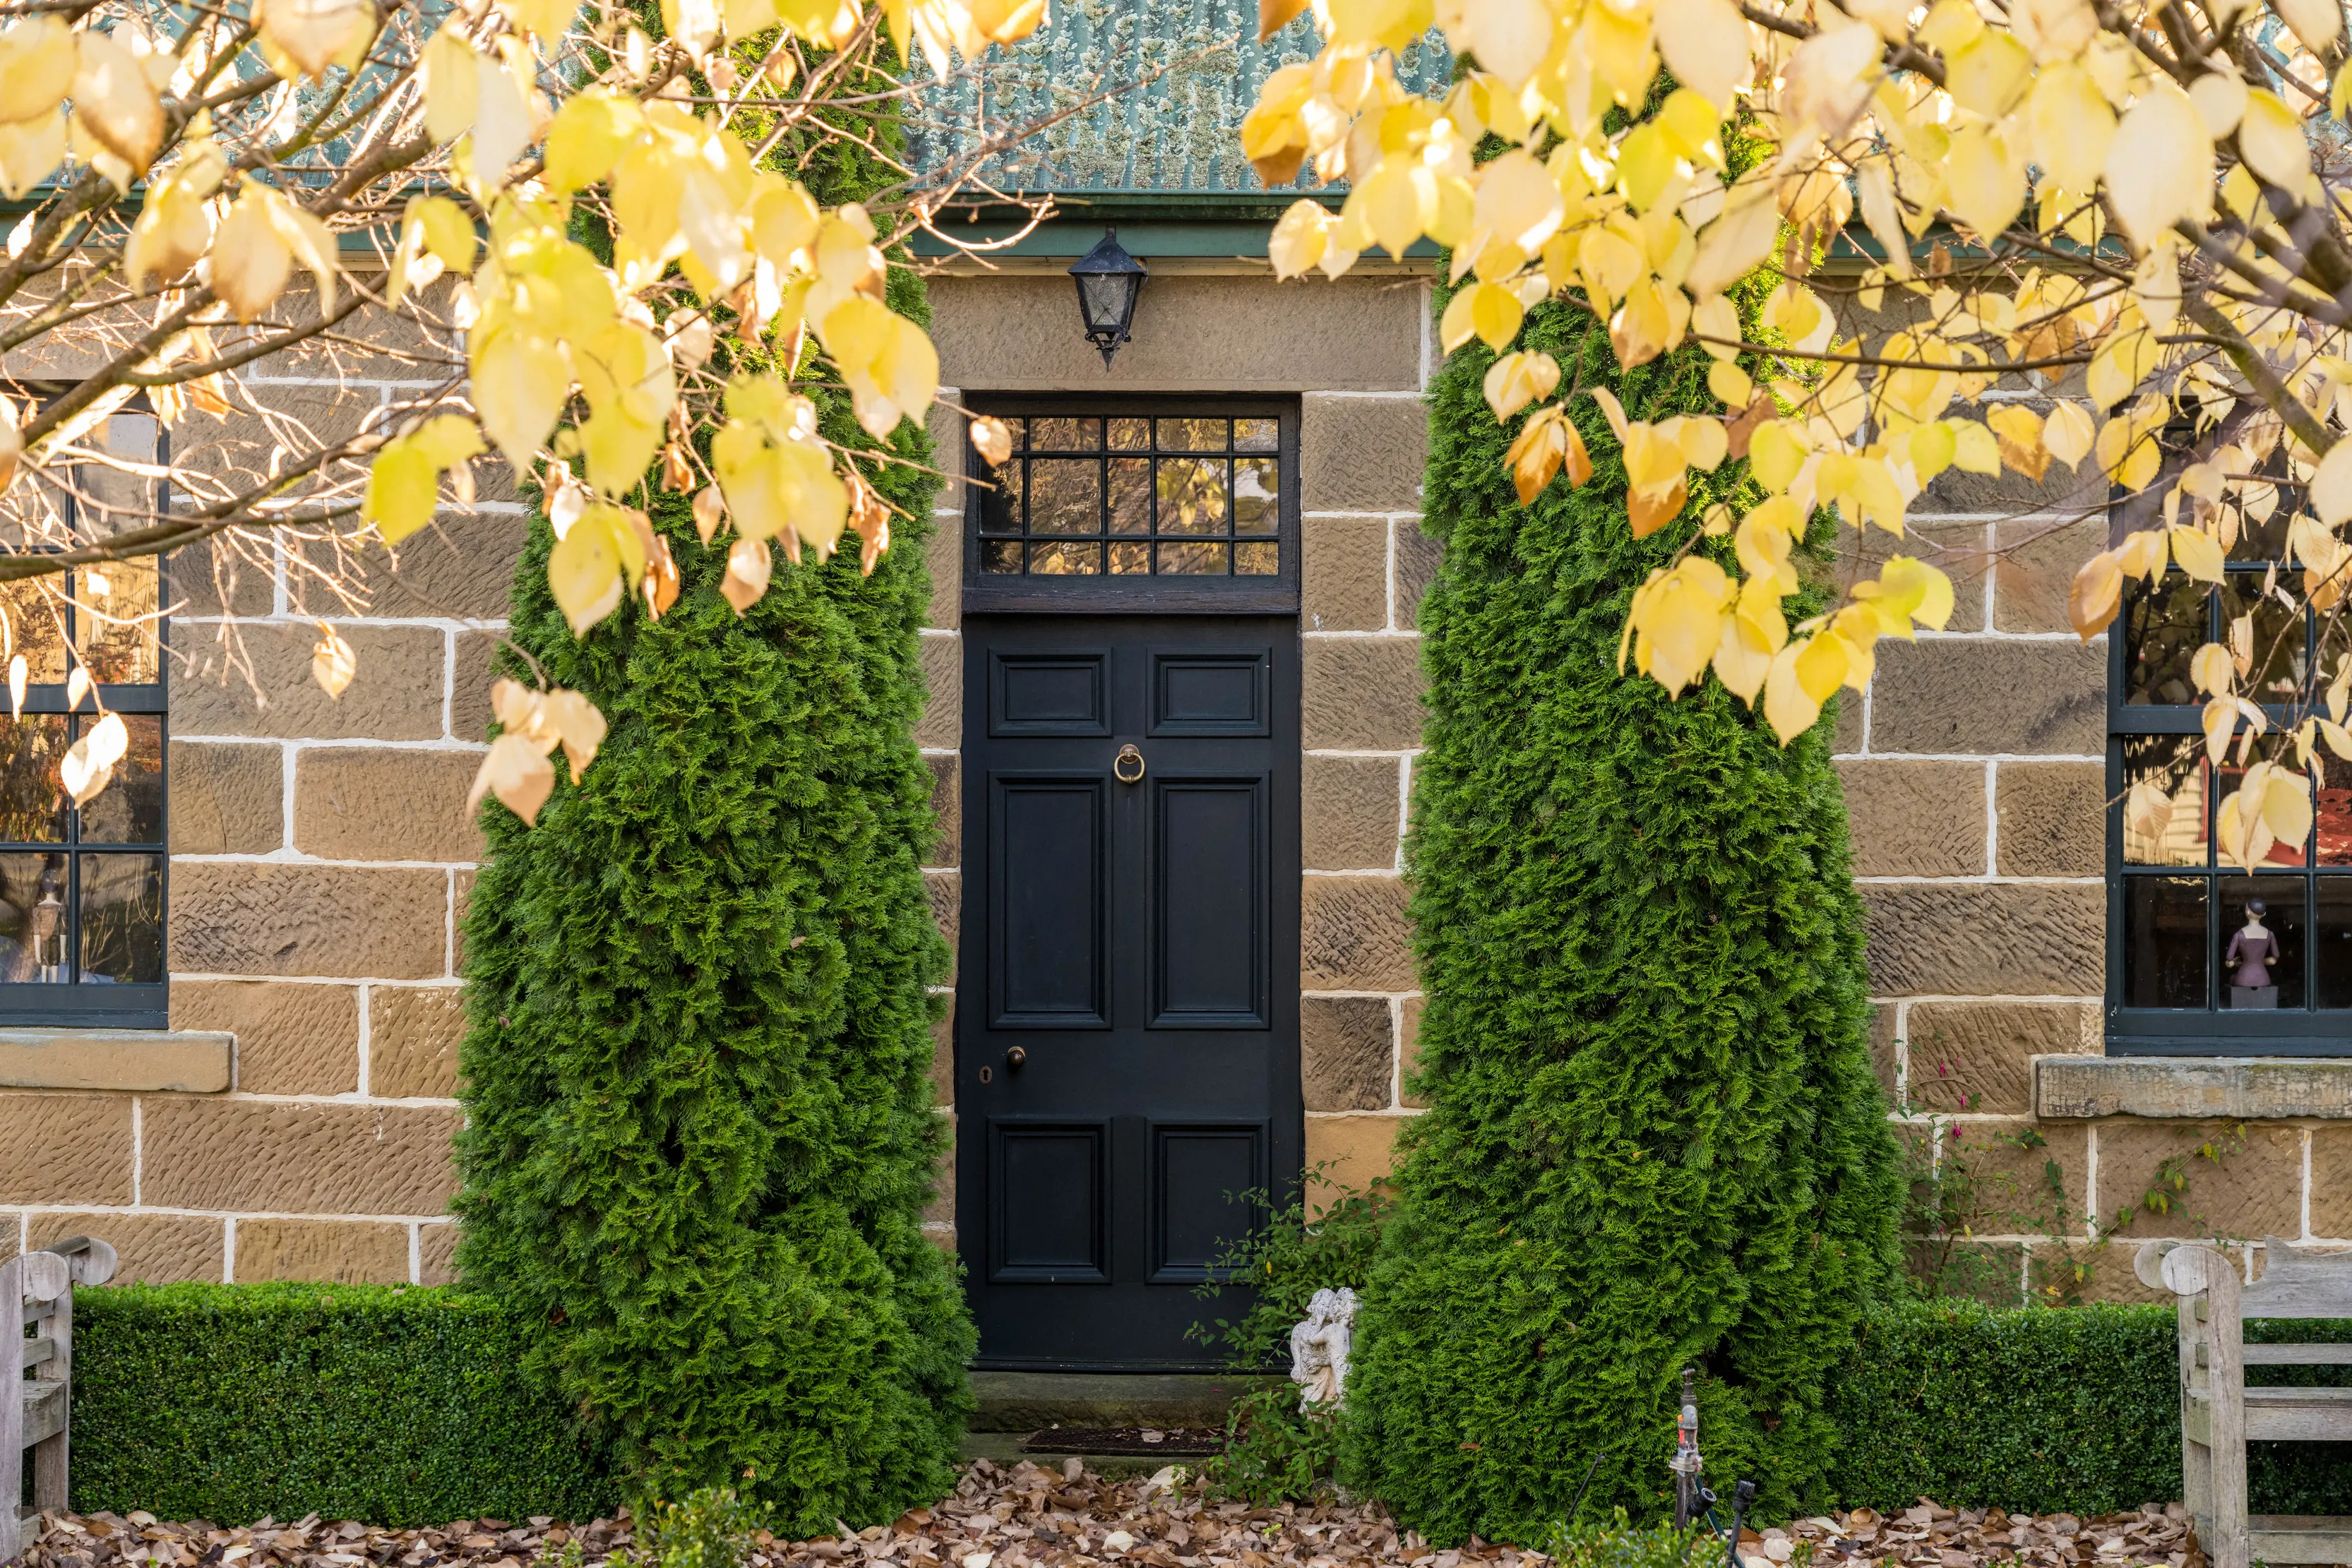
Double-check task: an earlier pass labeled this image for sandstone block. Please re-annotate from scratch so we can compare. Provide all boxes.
[925,510,961,631]
[294,747,486,863]
[1870,1003,1902,1102]
[180,383,378,494]
[141,1099,460,1214]
[1838,521,1992,633]
[170,863,450,979]
[1837,688,1864,753]
[927,403,967,520]
[924,1134,955,1228]
[295,513,524,623]
[169,741,285,855]
[920,633,962,748]
[165,537,275,618]
[170,979,359,1096]
[1302,514,1390,633]
[931,275,1423,393]
[1860,882,2105,995]
[1395,525,1443,632]
[927,753,960,867]
[418,1221,458,1285]
[1302,638,1425,751]
[27,1212,223,1284]
[1909,1239,2025,1306]
[2096,1118,2304,1239]
[450,630,503,741]
[453,867,476,971]
[1949,1118,2089,1231]
[1302,996,1392,1112]
[931,1003,955,1108]
[2046,1057,2352,1121]
[1835,759,1987,877]
[0,1029,230,1092]
[1301,875,1416,990]
[1301,397,1427,513]
[927,870,961,978]
[1398,993,1426,1108]
[2305,1127,2352,1238]
[1303,755,1402,871]
[2027,1242,2170,1305]
[1866,639,2106,756]
[0,1093,132,1203]
[1994,517,2111,634]
[172,623,446,741]
[1995,761,2103,877]
[234,1219,412,1284]
[1918,445,2108,516]
[1903,1000,2096,1115]
[371,985,464,1099]
[1304,1113,1405,1195]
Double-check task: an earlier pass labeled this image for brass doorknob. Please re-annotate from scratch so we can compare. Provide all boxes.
[1005,1047,1027,1071]
[1114,744,1145,784]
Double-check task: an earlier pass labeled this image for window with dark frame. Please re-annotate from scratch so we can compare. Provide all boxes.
[0,409,169,1029]
[2108,459,2352,1055]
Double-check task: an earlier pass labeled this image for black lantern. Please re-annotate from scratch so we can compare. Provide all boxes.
[1069,227,1147,367]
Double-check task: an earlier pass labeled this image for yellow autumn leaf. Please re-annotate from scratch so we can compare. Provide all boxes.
[311,625,356,699]
[2238,89,2310,192]
[0,18,75,126]
[2106,83,2211,244]
[73,31,163,176]
[1484,351,1560,421]
[470,731,557,825]
[2070,551,2123,638]
[2168,524,2226,584]
[2043,401,2096,469]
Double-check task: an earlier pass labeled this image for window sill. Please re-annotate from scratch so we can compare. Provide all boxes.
[0,1028,232,1093]
[2035,1053,2352,1120]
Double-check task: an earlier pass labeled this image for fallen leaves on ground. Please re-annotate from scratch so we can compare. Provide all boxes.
[12,1470,2200,1568]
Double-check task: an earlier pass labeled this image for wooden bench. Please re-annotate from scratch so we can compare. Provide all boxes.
[1,1236,117,1563]
[2140,1236,2352,1568]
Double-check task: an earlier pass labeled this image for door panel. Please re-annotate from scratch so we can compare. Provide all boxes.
[960,614,1301,1369]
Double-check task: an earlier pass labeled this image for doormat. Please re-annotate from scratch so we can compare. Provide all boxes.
[1021,1426,1223,1456]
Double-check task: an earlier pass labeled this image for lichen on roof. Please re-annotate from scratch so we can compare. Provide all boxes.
[903,0,1449,196]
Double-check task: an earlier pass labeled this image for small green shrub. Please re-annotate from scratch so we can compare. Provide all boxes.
[1538,1516,1731,1568]
[1187,1168,1390,1503]
[640,1488,762,1568]
[67,1282,619,1526]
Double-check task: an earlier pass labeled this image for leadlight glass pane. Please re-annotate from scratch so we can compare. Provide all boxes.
[1234,457,1279,532]
[74,559,160,684]
[1158,417,1226,450]
[979,456,1022,534]
[1109,541,1151,575]
[1157,459,1227,534]
[0,851,69,981]
[2316,879,2352,1007]
[1236,541,1279,575]
[1034,417,1099,450]
[1109,418,1150,450]
[1109,459,1152,534]
[2123,575,2207,705]
[2220,575,2305,702]
[2125,875,2207,1007]
[1029,461,1102,534]
[2321,751,2352,866]
[2217,751,2308,866]
[2123,735,2206,867]
[78,715,161,846]
[1159,541,1227,575]
[2217,874,2304,1009]
[1236,417,1278,452]
[0,582,71,684]
[981,540,1022,574]
[79,852,162,984]
[2226,488,2293,561]
[1029,541,1101,575]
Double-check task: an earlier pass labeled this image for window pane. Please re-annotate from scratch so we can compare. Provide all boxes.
[1029,460,1102,535]
[2315,878,2352,1007]
[1158,541,1228,575]
[1032,417,1099,450]
[2123,575,2206,705]
[979,455,1022,534]
[1157,417,1226,451]
[79,852,162,984]
[73,558,159,684]
[1157,459,1228,534]
[1028,541,1100,575]
[0,851,70,982]
[981,540,1021,574]
[77,714,161,845]
[0,580,71,684]
[0,717,67,844]
[2219,874,2305,1010]
[2124,734,2207,866]
[2217,751,2308,866]
[1236,541,1279,576]
[1235,457,1279,533]
[1109,418,1150,451]
[1236,417,1279,453]
[2322,751,2352,866]
[2226,486,2291,561]
[2220,576,2305,702]
[1109,458,1152,535]
[1109,541,1150,575]
[2125,875,2207,1007]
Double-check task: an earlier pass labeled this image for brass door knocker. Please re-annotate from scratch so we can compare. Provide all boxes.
[1114,744,1146,784]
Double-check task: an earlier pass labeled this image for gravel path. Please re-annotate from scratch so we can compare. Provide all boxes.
[11,1464,2201,1568]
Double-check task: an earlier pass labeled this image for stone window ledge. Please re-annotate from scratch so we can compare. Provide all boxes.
[0,1028,232,1093]
[2035,1054,2352,1120]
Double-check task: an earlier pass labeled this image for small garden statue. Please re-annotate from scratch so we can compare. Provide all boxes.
[1289,1287,1359,1411]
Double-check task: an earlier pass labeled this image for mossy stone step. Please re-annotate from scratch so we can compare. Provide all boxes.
[966,1372,1283,1433]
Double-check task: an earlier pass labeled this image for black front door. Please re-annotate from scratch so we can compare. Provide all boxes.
[957,614,1301,1369]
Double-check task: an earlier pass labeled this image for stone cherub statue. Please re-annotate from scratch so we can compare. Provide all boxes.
[1289,1286,1359,1412]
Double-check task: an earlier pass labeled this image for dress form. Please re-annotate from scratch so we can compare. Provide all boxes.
[2227,899,2279,1010]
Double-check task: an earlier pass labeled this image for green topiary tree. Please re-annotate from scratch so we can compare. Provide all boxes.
[451,236,969,1524]
[1339,287,1903,1540]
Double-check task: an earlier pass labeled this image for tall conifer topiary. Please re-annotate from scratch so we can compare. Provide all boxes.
[1342,285,1902,1540]
[453,222,969,1524]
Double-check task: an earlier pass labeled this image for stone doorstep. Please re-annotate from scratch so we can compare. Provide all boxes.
[0,1028,233,1092]
[967,1371,1284,1433]
[2034,1053,2352,1120]
[954,1430,1175,1480]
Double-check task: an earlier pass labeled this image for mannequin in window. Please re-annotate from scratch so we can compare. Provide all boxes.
[2227,897,2279,1009]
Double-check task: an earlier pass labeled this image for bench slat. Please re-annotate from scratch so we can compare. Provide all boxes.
[2199,1344,2352,1365]
[2250,1519,2352,1564]
[19,1382,63,1448]
[19,1338,49,1373]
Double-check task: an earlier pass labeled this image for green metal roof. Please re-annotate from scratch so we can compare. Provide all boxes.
[903,0,1450,197]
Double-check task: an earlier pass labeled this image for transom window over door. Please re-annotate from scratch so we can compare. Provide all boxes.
[965,400,1299,614]
[2108,470,2351,1055]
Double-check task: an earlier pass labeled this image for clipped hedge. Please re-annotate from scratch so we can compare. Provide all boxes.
[1828,1300,2352,1517]
[67,1283,618,1528]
